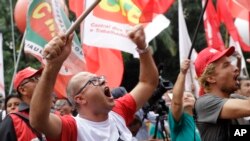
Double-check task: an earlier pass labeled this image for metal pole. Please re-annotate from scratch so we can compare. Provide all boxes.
[8,31,26,95]
[188,0,209,59]
[9,0,16,65]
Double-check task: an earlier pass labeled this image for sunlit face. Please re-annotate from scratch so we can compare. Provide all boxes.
[212,56,239,94]
[239,80,250,97]
[6,97,21,114]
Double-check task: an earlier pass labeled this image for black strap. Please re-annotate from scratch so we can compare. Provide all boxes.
[0,111,3,123]
[10,112,45,141]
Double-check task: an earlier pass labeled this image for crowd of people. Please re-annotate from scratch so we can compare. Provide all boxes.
[0,25,250,141]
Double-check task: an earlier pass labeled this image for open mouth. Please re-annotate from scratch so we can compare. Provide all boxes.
[104,87,111,97]
[234,75,239,87]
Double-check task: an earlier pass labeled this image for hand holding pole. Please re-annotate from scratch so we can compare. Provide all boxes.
[45,0,101,59]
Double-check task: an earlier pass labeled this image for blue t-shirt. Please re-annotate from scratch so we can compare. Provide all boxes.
[168,110,201,141]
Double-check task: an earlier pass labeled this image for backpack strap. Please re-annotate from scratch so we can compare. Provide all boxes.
[10,112,45,141]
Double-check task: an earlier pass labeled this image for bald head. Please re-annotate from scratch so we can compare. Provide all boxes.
[66,72,95,106]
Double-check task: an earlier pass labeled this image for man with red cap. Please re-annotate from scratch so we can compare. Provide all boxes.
[0,67,47,140]
[194,47,250,141]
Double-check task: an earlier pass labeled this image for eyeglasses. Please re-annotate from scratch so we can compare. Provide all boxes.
[20,75,40,87]
[75,76,106,96]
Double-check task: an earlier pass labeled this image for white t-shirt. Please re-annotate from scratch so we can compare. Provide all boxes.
[60,94,137,141]
[75,111,133,141]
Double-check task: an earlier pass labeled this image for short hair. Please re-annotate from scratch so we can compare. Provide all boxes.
[4,94,21,111]
[237,76,250,88]
[237,76,250,81]
[66,72,93,110]
[198,63,216,93]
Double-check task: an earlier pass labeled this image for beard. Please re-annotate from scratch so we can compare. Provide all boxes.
[221,85,238,95]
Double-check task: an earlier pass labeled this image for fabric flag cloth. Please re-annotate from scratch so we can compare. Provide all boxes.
[83,0,170,58]
[69,0,124,88]
[0,33,5,98]
[69,0,170,87]
[202,0,225,51]
[24,0,85,98]
[228,0,250,21]
[178,0,200,98]
[131,0,175,22]
[217,0,250,51]
[234,18,250,46]
[83,46,124,87]
[227,0,250,47]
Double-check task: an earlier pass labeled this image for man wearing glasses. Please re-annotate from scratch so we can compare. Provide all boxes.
[0,67,47,140]
[29,25,159,141]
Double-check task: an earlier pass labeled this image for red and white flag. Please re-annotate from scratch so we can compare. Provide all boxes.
[228,0,250,21]
[132,0,175,22]
[69,0,124,87]
[25,0,85,98]
[217,0,250,51]
[70,0,170,87]
[82,0,170,58]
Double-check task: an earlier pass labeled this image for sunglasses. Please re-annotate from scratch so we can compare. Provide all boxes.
[75,76,106,96]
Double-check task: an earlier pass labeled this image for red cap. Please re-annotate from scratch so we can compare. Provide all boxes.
[195,47,235,77]
[13,67,43,90]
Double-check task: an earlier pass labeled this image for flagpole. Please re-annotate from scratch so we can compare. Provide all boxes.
[45,0,101,59]
[66,0,101,37]
[188,0,209,59]
[8,31,26,95]
[9,0,16,65]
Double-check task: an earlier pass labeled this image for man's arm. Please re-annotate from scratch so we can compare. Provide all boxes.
[171,59,190,121]
[30,34,73,139]
[220,98,250,119]
[128,25,159,111]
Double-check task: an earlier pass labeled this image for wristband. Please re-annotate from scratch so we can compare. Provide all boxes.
[136,46,149,54]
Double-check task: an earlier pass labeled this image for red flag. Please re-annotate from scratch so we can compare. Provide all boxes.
[69,0,84,18]
[132,0,175,22]
[203,0,225,51]
[84,46,124,87]
[228,0,250,21]
[217,0,250,51]
[69,0,124,87]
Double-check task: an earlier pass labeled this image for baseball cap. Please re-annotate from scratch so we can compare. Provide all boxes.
[13,67,43,90]
[195,47,235,77]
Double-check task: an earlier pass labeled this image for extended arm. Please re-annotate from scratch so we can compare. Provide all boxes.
[171,59,190,121]
[220,98,250,119]
[129,25,159,111]
[30,34,73,139]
